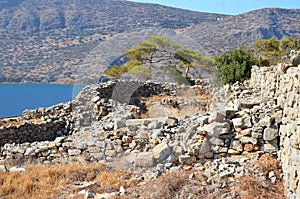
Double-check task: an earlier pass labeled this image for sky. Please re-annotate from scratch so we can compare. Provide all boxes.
[130,0,300,15]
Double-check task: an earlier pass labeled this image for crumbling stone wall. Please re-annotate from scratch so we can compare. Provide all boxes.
[251,65,300,199]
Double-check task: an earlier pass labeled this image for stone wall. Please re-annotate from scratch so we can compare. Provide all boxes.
[250,65,300,199]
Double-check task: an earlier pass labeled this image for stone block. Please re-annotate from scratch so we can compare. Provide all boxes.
[135,152,154,167]
[179,155,196,165]
[153,142,171,162]
[263,124,279,141]
[232,117,252,129]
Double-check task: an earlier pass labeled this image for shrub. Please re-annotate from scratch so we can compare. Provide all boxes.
[214,47,257,85]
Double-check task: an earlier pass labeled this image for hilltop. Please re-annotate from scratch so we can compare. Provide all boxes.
[0,0,300,83]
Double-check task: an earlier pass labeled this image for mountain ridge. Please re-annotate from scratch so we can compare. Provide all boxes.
[0,0,299,83]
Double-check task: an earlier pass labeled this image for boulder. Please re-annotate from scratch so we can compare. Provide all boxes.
[232,117,252,129]
[153,142,171,162]
[179,155,196,165]
[135,152,155,167]
[263,124,279,141]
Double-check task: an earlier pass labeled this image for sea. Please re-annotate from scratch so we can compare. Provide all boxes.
[0,84,86,118]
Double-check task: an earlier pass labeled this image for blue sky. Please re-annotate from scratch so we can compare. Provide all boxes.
[130,0,300,15]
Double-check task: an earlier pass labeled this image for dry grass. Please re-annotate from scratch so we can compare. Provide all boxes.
[139,87,211,119]
[0,163,134,199]
[0,117,43,128]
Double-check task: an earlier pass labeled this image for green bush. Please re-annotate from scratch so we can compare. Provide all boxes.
[214,47,257,85]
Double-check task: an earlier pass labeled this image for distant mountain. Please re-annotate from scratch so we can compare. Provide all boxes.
[0,0,299,83]
[185,8,300,56]
[0,0,226,35]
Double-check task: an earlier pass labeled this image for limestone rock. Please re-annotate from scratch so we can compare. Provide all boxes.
[179,155,196,165]
[153,142,171,162]
[135,152,154,167]
[263,124,279,141]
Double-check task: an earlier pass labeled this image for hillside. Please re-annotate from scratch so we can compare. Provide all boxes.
[185,8,300,56]
[0,0,299,83]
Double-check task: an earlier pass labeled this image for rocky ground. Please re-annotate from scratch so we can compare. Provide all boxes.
[0,78,288,198]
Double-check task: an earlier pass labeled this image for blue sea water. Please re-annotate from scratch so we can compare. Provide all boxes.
[0,84,86,118]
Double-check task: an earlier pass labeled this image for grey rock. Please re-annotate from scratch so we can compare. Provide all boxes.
[165,117,178,128]
[232,117,252,129]
[258,117,274,127]
[9,167,26,172]
[178,155,196,165]
[263,124,279,141]
[230,141,243,152]
[114,118,126,130]
[209,137,225,146]
[225,109,237,119]
[124,153,138,164]
[68,149,81,156]
[204,122,230,137]
[153,142,171,162]
[209,111,225,123]
[235,100,259,110]
[151,129,163,139]
[24,147,36,156]
[135,152,154,167]
[0,165,7,172]
[197,116,209,126]
[263,142,278,154]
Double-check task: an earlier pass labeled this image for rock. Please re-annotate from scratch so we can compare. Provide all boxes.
[153,142,171,162]
[119,186,126,195]
[268,171,276,184]
[95,192,117,199]
[235,100,258,110]
[209,137,225,146]
[263,124,279,141]
[85,190,95,199]
[9,167,26,172]
[212,146,228,153]
[204,122,231,137]
[225,109,237,119]
[24,147,36,156]
[179,155,196,165]
[0,165,7,172]
[151,129,163,139]
[244,144,259,152]
[240,128,252,136]
[165,117,178,128]
[218,164,235,178]
[92,96,100,103]
[223,155,250,164]
[68,149,81,156]
[197,116,209,126]
[126,119,144,127]
[135,152,154,167]
[54,136,65,144]
[209,111,225,123]
[258,117,274,127]
[230,141,243,152]
[263,142,278,154]
[290,50,300,66]
[232,117,252,129]
[114,118,126,130]
[190,140,211,158]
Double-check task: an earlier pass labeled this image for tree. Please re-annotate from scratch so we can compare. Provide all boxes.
[253,37,300,65]
[175,48,203,76]
[254,37,281,64]
[104,36,213,80]
[214,47,257,85]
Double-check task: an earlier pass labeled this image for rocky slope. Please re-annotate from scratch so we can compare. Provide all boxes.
[0,0,300,83]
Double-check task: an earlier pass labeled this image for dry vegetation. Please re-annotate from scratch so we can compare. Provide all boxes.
[139,87,212,119]
[0,154,286,199]
[0,163,134,199]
